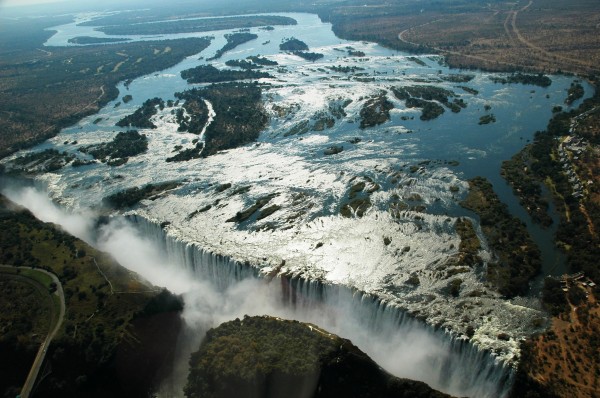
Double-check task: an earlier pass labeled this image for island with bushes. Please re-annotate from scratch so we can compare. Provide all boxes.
[180,65,271,84]
[460,176,542,297]
[174,82,268,157]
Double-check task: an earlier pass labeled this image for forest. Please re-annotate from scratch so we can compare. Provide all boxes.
[208,33,258,60]
[359,93,394,128]
[102,182,180,209]
[181,65,271,84]
[461,177,542,298]
[80,130,148,165]
[116,98,165,129]
[174,82,268,157]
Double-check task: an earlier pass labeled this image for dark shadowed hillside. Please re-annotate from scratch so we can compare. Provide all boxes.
[185,316,453,398]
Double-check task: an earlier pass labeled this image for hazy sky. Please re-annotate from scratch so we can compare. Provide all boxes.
[1,0,66,6]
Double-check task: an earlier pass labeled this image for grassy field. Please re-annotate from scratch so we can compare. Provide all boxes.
[322,0,600,75]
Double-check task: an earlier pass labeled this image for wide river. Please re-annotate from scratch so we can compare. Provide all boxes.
[2,11,593,398]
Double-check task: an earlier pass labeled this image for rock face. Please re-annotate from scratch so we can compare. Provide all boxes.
[185,316,452,398]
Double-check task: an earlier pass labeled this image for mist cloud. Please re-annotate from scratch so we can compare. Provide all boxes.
[2,185,505,398]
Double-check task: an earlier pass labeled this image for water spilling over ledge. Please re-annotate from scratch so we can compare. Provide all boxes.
[129,214,514,397]
[1,11,592,398]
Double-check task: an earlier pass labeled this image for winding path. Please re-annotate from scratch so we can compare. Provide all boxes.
[0,265,65,398]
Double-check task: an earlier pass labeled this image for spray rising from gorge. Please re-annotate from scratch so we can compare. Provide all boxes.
[1,10,592,398]
[3,186,512,397]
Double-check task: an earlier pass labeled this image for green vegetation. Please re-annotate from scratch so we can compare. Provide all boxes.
[10,149,75,173]
[347,49,365,57]
[225,59,261,69]
[392,86,457,104]
[326,65,364,73]
[458,86,479,95]
[0,195,181,396]
[0,275,51,396]
[89,15,297,36]
[102,182,179,209]
[453,217,482,268]
[392,85,465,120]
[478,114,496,125]
[0,30,211,158]
[501,149,553,226]
[180,64,271,83]
[175,82,268,156]
[185,316,451,398]
[80,130,148,165]
[166,144,205,163]
[116,97,164,129]
[461,177,542,297]
[176,96,208,134]
[279,37,309,51]
[440,74,474,83]
[208,33,258,61]
[407,57,427,66]
[406,98,445,120]
[359,92,394,128]
[502,81,600,285]
[490,73,552,87]
[564,82,584,105]
[291,51,324,61]
[246,55,278,66]
[67,36,132,45]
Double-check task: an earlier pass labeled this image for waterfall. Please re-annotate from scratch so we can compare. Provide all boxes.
[129,215,514,398]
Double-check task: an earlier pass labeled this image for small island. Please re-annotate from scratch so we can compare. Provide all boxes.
[359,92,394,128]
[116,97,164,129]
[208,33,258,60]
[279,37,309,51]
[174,82,268,157]
[478,114,496,125]
[460,176,542,297]
[180,65,271,84]
[490,73,552,87]
[279,38,323,61]
[79,130,148,165]
[392,85,466,120]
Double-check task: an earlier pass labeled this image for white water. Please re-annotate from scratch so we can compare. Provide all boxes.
[1,186,512,397]
[1,9,592,397]
[130,215,514,398]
